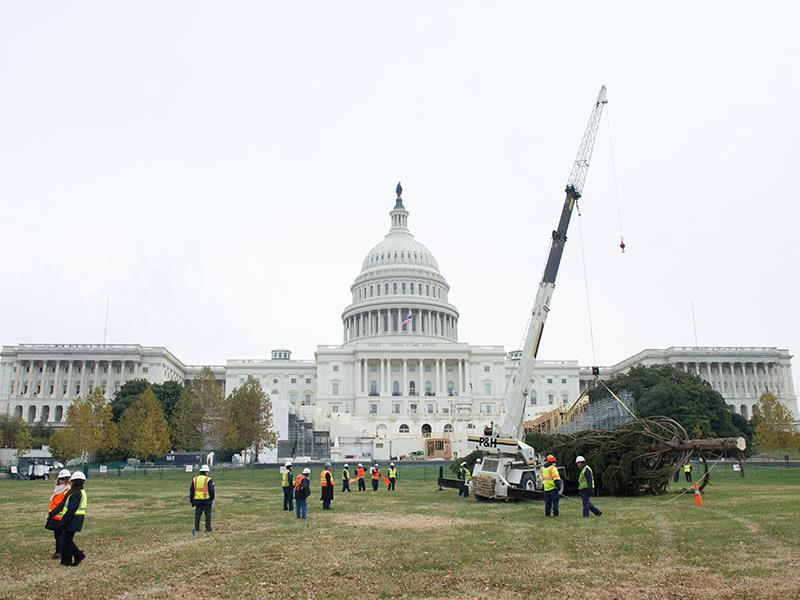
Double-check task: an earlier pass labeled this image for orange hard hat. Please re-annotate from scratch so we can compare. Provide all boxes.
[546,454,555,463]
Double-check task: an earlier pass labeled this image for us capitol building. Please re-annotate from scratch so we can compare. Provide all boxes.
[2,186,797,460]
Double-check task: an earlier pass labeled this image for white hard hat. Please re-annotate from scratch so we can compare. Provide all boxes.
[460,461,467,466]
[285,461,292,467]
[325,462,332,468]
[57,469,71,479]
[575,456,586,463]
[390,462,395,466]
[199,464,210,472]
[476,458,482,463]
[343,463,349,468]
[70,471,86,481]
[302,468,311,474]
[358,463,363,467]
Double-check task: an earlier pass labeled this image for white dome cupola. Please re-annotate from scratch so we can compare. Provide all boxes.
[342,183,459,344]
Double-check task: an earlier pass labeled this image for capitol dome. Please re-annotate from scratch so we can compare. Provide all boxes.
[342,184,459,344]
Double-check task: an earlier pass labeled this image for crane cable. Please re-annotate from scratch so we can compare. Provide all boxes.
[576,203,598,366]
[605,106,626,253]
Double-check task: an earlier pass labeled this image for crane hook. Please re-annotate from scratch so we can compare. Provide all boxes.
[619,237,626,253]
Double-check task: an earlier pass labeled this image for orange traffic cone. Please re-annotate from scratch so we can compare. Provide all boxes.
[693,482,704,507]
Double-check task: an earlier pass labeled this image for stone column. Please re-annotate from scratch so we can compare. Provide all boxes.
[458,359,463,395]
[26,361,35,397]
[13,360,22,398]
[92,361,99,392]
[435,359,441,396]
[380,358,385,396]
[52,360,61,399]
[403,359,408,396]
[80,360,87,395]
[105,361,113,397]
[66,361,74,398]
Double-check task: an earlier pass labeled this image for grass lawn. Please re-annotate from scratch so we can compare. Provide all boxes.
[1,465,798,599]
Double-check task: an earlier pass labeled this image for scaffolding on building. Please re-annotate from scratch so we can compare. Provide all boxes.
[558,390,635,434]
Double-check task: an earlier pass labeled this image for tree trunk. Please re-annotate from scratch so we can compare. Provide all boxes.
[666,437,746,452]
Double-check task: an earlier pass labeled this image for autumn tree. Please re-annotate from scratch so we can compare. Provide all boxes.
[222,376,278,461]
[111,379,150,421]
[49,388,118,462]
[14,420,33,462]
[118,388,171,461]
[173,367,223,450]
[753,392,799,454]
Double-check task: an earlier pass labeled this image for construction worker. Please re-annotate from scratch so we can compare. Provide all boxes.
[472,458,482,477]
[458,461,471,497]
[683,461,693,483]
[387,462,397,491]
[575,456,602,518]
[356,463,366,491]
[341,464,351,492]
[320,462,335,510]
[673,467,680,483]
[47,468,72,559]
[57,471,87,567]
[281,462,294,511]
[370,463,380,492]
[189,464,215,533]
[541,454,561,517]
[294,467,311,519]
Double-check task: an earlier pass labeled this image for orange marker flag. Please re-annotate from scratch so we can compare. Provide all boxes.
[382,476,391,485]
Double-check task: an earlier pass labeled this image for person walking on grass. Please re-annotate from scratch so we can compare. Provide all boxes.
[57,471,88,567]
[294,467,311,519]
[320,462,335,510]
[281,462,294,511]
[387,463,397,491]
[683,462,693,483]
[190,464,215,533]
[575,456,602,518]
[342,464,351,493]
[47,469,72,560]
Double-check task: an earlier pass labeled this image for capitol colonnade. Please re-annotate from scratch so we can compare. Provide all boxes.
[343,308,458,342]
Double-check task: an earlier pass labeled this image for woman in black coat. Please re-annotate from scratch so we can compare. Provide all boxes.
[58,471,88,567]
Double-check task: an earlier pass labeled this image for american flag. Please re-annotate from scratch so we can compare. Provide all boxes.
[401,313,413,326]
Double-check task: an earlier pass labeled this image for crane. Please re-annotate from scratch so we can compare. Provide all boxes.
[467,86,608,500]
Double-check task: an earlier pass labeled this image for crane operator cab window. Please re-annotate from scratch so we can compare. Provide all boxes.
[480,458,499,473]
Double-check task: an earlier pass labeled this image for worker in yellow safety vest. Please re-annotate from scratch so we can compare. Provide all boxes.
[576,456,602,518]
[281,462,294,511]
[189,464,215,533]
[57,471,88,566]
[320,462,335,510]
[458,461,471,497]
[387,463,397,491]
[683,462,693,483]
[47,468,72,559]
[541,454,562,517]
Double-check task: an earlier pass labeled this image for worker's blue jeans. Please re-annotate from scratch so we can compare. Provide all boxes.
[544,490,560,516]
[295,497,307,519]
[283,486,293,510]
[580,489,602,517]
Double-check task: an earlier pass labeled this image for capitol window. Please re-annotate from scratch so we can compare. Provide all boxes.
[410,283,415,294]
[393,282,398,294]
[426,284,430,296]
[333,365,339,372]
[332,382,340,396]
[562,378,567,384]
[484,382,492,395]
[427,403,434,414]
[562,392,569,404]
[305,378,311,384]
[424,365,432,373]
[484,366,490,372]
[548,392,554,405]
[399,424,409,433]
[393,403,400,414]
[332,405,339,414]
[304,393,311,404]
[444,423,453,433]
[370,403,377,414]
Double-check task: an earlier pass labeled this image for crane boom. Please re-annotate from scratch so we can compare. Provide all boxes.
[499,86,607,441]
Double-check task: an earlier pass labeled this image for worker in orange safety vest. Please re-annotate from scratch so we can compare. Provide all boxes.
[320,462,335,510]
[356,463,366,492]
[46,468,72,559]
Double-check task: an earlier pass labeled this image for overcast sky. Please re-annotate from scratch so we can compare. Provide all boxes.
[1,2,798,389]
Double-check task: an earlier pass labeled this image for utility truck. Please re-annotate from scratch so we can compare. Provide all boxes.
[467,86,608,501]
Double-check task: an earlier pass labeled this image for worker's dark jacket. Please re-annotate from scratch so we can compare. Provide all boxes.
[189,478,215,506]
[295,476,311,500]
[59,489,85,533]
